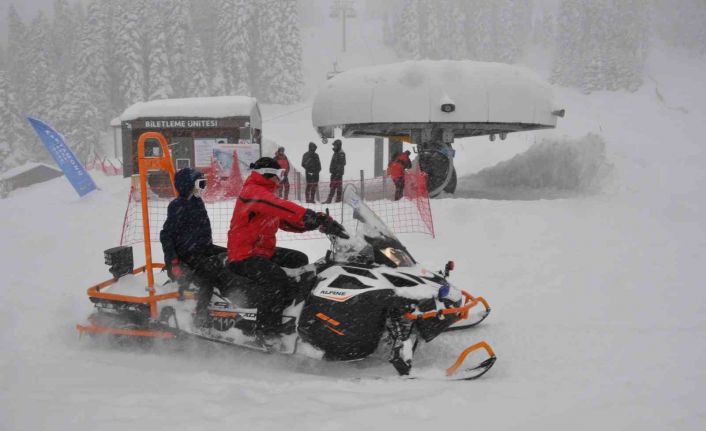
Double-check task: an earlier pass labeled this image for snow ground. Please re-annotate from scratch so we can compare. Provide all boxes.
[2,30,706,431]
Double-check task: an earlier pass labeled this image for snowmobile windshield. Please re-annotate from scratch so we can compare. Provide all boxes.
[331,186,416,268]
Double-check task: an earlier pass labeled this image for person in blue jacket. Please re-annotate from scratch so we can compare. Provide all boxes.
[160,167,225,327]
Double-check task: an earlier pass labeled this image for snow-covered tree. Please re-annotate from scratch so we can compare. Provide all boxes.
[59,73,102,163]
[216,0,251,95]
[166,0,192,97]
[70,1,110,123]
[653,0,706,56]
[395,0,420,58]
[272,0,304,103]
[552,0,648,93]
[24,12,60,142]
[51,0,79,94]
[186,35,210,97]
[114,1,146,106]
[6,5,29,109]
[147,24,174,100]
[0,71,27,172]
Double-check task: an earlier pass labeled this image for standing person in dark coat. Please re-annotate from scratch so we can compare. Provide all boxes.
[324,139,346,203]
[160,167,226,327]
[274,147,290,200]
[301,142,321,203]
[388,150,412,200]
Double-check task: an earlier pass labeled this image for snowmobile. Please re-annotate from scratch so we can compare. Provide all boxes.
[77,184,495,380]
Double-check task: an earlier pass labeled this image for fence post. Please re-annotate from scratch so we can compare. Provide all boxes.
[295,171,301,201]
[360,170,365,199]
[382,173,387,199]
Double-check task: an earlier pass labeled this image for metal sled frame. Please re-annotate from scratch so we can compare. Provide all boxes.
[77,132,178,338]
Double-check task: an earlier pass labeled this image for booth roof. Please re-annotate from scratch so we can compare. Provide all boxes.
[120,96,259,121]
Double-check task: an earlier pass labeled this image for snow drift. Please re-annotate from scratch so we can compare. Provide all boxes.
[454,134,613,200]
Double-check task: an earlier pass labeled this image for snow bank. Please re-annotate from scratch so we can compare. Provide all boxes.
[454,134,613,199]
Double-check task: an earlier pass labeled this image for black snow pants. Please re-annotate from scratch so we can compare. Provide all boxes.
[325,174,343,203]
[181,244,228,322]
[227,247,309,335]
[393,177,405,201]
[305,172,319,203]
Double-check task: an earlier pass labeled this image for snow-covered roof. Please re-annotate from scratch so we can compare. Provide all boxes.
[110,116,121,127]
[120,96,260,122]
[0,162,61,181]
[312,61,560,136]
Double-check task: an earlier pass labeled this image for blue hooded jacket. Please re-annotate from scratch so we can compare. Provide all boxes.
[160,168,213,264]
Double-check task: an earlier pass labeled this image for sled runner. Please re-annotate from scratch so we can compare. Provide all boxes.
[76,132,496,379]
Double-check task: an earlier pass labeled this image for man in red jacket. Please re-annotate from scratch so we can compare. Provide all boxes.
[388,150,412,200]
[227,157,342,343]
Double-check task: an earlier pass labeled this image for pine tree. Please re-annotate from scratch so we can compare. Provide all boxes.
[216,0,250,95]
[51,0,78,96]
[186,35,211,97]
[25,12,59,133]
[115,1,145,106]
[396,0,420,59]
[0,71,26,171]
[60,73,102,163]
[6,5,29,110]
[552,0,648,93]
[255,0,283,101]
[273,0,304,103]
[72,1,110,122]
[166,0,192,97]
[147,24,174,100]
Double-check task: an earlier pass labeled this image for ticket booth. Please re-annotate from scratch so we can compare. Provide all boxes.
[119,96,262,179]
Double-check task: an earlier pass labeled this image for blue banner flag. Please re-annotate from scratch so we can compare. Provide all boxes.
[27,117,97,197]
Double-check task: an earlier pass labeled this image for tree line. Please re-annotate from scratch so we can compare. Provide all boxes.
[0,0,303,173]
[383,0,704,94]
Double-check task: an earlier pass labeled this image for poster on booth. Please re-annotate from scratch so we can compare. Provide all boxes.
[213,143,236,177]
[235,143,261,176]
[194,139,215,167]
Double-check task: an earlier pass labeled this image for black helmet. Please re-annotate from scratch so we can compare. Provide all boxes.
[308,142,317,151]
[332,139,342,150]
[250,157,282,178]
[174,167,204,197]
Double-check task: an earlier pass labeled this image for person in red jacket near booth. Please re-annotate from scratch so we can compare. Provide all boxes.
[273,147,290,200]
[388,150,412,200]
[227,157,344,345]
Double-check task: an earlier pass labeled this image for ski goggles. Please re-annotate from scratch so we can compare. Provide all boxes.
[195,178,207,190]
[254,168,286,180]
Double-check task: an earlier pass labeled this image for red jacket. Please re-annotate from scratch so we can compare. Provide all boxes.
[388,153,411,180]
[227,172,308,262]
[274,153,290,175]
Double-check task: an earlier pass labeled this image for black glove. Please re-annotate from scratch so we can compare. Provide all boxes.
[319,216,349,239]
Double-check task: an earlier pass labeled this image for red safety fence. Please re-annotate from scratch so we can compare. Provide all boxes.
[120,154,434,247]
[86,156,123,176]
